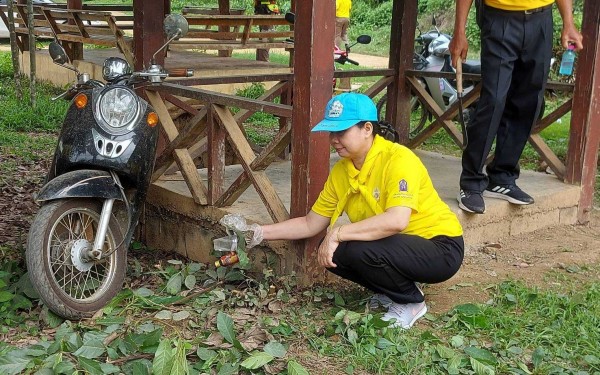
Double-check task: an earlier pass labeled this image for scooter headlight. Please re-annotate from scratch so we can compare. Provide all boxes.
[95,87,140,134]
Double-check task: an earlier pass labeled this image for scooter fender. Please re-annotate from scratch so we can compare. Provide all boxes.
[36,170,123,203]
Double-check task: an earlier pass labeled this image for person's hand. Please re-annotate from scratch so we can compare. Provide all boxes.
[219,214,264,248]
[449,33,469,68]
[244,223,264,248]
[561,25,583,51]
[317,228,340,268]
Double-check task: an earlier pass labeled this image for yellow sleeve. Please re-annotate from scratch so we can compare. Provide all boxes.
[311,170,338,219]
[383,153,422,212]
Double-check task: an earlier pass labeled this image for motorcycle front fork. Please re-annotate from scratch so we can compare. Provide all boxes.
[89,198,116,259]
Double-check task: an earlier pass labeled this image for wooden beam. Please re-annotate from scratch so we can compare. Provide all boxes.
[133,0,165,69]
[565,0,600,223]
[387,0,417,144]
[66,0,83,60]
[290,0,335,279]
[218,0,232,57]
[148,84,293,118]
[212,105,290,222]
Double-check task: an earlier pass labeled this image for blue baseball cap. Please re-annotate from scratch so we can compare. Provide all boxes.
[311,93,378,132]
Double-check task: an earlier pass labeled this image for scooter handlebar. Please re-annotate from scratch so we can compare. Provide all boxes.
[167,68,194,77]
[345,58,360,66]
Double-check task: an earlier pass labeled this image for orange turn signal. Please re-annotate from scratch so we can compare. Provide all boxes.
[74,93,88,109]
[147,112,159,127]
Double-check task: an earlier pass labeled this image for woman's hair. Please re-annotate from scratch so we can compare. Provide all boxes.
[355,121,399,143]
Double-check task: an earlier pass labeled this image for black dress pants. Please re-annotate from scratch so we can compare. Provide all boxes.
[328,234,464,304]
[460,6,553,192]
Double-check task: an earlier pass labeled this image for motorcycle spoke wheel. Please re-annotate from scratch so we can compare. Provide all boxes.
[376,93,430,140]
[27,199,126,319]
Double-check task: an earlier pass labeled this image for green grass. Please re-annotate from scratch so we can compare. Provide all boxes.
[0,254,599,374]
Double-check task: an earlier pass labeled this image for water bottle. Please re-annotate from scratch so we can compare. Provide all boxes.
[559,45,576,76]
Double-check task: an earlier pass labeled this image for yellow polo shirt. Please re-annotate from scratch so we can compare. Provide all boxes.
[312,136,462,239]
[485,0,553,11]
[336,0,352,18]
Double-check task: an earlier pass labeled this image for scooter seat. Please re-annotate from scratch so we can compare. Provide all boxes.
[461,60,481,75]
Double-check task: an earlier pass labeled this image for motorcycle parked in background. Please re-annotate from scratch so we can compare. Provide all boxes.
[283,12,371,92]
[377,17,481,139]
[26,14,193,319]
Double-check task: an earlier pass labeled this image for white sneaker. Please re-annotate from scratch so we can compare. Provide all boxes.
[369,293,393,309]
[382,301,427,329]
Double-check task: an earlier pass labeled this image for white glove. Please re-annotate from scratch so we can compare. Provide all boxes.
[245,223,263,248]
[219,214,264,248]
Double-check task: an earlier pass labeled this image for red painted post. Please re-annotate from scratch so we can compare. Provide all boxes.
[289,0,334,279]
[565,1,600,224]
[133,0,165,69]
[386,0,417,144]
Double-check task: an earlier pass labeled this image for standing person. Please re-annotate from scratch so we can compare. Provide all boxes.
[228,93,464,329]
[335,0,352,51]
[450,0,583,214]
[254,0,280,62]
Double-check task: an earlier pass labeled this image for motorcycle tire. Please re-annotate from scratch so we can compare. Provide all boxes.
[26,198,126,320]
[376,93,429,139]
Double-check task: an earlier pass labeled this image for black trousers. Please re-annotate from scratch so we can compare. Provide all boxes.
[328,234,464,304]
[460,6,553,192]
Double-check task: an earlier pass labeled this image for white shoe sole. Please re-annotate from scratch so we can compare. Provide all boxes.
[457,194,485,214]
[385,303,428,329]
[483,190,533,205]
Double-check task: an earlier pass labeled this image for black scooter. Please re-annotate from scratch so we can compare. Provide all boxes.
[26,14,192,319]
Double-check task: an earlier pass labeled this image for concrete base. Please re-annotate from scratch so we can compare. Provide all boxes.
[145,150,581,271]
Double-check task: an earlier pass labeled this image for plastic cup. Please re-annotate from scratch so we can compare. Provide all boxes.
[213,235,237,252]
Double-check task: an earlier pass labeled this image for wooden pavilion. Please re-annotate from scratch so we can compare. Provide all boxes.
[5,0,600,280]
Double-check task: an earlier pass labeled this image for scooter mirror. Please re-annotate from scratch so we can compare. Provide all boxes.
[357,35,371,44]
[431,15,437,26]
[49,42,68,65]
[284,12,295,24]
[164,14,189,40]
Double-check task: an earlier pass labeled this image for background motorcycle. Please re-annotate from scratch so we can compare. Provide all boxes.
[333,34,372,91]
[377,17,481,139]
[283,12,371,92]
[26,15,193,319]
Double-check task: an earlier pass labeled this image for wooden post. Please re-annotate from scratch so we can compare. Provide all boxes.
[6,0,22,100]
[26,0,36,107]
[66,0,83,60]
[133,0,165,69]
[290,0,334,281]
[386,0,417,144]
[218,0,232,57]
[565,1,600,224]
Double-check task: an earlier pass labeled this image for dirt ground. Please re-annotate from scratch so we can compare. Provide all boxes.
[426,209,600,314]
[2,143,599,316]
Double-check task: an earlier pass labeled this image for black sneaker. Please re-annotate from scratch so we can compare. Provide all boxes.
[457,190,485,214]
[483,183,534,205]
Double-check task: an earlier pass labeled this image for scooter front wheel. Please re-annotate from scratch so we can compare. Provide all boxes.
[26,199,126,319]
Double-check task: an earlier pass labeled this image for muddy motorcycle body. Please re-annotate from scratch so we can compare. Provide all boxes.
[26,14,192,320]
[27,79,159,320]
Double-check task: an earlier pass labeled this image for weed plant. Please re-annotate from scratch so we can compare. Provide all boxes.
[1,253,599,374]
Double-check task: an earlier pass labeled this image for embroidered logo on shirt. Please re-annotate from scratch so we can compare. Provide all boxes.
[328,100,343,118]
[399,179,408,192]
[373,187,380,201]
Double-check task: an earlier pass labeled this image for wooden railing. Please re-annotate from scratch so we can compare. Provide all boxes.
[171,14,294,52]
[0,3,134,65]
[399,70,574,180]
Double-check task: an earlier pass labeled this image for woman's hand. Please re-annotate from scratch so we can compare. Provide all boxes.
[317,228,341,268]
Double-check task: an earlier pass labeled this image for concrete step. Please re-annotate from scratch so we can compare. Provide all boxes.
[145,150,580,263]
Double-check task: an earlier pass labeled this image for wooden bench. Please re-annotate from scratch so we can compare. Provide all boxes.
[171,14,294,53]
[0,3,134,65]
